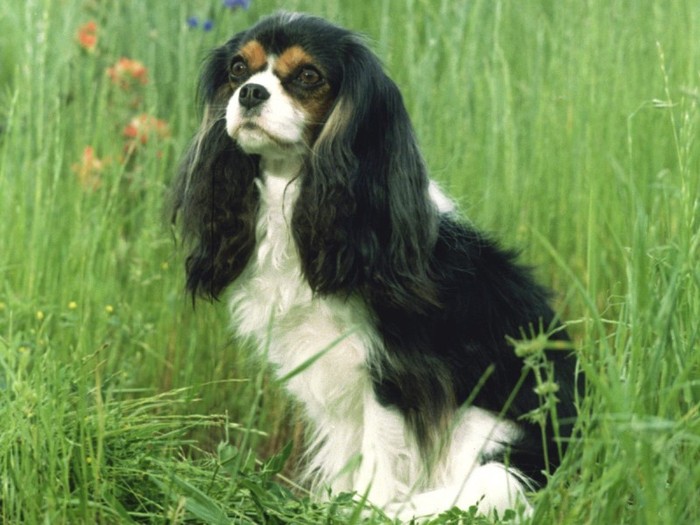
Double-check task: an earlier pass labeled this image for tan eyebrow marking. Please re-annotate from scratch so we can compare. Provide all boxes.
[275,45,317,78]
[239,40,267,71]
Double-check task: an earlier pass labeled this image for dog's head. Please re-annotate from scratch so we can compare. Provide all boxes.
[222,15,338,161]
[172,12,438,306]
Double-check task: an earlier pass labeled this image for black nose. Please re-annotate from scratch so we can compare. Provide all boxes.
[239,83,270,110]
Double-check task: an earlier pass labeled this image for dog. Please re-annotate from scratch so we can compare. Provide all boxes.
[170,12,581,520]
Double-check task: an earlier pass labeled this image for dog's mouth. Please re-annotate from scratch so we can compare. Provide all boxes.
[231,119,302,154]
[232,119,273,140]
[236,121,283,143]
[235,118,265,133]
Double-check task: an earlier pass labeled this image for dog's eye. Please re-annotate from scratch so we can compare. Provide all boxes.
[230,59,248,81]
[296,66,322,86]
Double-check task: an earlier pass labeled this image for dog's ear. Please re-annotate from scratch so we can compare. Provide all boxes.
[169,43,260,300]
[292,37,438,309]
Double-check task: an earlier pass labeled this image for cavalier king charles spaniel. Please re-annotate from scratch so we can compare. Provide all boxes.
[170,12,581,520]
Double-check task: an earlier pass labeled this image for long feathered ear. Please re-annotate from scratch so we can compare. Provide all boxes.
[292,37,438,309]
[169,44,260,300]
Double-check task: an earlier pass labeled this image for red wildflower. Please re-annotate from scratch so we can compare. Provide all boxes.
[71,146,105,190]
[106,58,149,89]
[123,114,170,152]
[76,21,98,52]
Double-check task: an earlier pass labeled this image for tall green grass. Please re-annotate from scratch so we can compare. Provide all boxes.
[1,0,698,523]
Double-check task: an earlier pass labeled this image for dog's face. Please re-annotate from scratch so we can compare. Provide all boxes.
[220,16,341,161]
[225,42,334,159]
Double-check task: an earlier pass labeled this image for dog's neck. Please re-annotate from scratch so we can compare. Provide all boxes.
[260,155,304,181]
[256,156,303,237]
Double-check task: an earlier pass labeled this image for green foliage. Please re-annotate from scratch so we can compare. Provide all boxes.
[1,0,699,523]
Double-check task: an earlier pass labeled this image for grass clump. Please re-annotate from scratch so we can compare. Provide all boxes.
[0,341,376,523]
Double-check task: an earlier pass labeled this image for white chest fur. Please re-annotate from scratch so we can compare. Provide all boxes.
[227,172,381,488]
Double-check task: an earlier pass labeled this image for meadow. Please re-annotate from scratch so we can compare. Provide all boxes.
[1,0,698,523]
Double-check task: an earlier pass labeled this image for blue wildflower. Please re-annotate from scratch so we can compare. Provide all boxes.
[223,0,251,10]
[187,16,199,29]
[203,19,214,32]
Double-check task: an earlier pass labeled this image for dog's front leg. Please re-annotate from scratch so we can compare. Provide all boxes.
[353,390,412,507]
